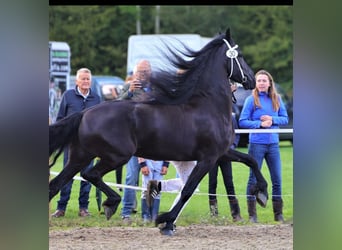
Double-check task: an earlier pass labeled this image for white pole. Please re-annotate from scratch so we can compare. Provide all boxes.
[155,5,160,34]
[136,5,141,35]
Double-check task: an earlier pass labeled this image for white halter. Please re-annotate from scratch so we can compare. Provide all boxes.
[222,38,245,81]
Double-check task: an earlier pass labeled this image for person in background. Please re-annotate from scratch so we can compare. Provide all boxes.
[208,114,242,221]
[139,158,169,223]
[49,79,58,124]
[146,160,197,232]
[208,82,243,222]
[115,167,123,192]
[239,69,288,223]
[147,161,197,205]
[51,67,100,218]
[117,60,151,101]
[118,60,153,224]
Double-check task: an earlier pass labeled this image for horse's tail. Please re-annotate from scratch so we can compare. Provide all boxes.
[49,112,84,167]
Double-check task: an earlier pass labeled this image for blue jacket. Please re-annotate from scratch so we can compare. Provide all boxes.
[57,87,101,121]
[239,92,288,144]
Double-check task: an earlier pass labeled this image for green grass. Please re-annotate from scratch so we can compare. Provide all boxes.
[49,141,293,230]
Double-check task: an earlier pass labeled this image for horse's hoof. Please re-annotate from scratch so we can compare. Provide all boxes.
[256,192,267,208]
[159,223,176,236]
[103,205,115,220]
[160,228,174,236]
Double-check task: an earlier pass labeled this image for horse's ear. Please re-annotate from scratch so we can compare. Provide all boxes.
[226,28,231,39]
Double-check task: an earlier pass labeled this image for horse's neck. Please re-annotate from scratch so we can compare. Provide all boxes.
[191,71,232,112]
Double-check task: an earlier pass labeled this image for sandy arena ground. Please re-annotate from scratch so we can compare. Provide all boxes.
[49,223,293,250]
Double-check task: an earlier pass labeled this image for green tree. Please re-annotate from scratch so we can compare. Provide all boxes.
[49,5,292,94]
[228,6,293,90]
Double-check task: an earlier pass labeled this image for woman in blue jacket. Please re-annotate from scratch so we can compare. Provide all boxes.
[239,69,288,223]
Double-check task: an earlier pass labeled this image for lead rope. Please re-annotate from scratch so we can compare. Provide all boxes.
[222,39,245,80]
[231,90,237,104]
[230,81,238,103]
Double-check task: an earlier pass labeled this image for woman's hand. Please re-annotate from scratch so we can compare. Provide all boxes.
[260,115,272,127]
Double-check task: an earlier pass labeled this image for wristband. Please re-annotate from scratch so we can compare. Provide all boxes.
[163,161,170,167]
[139,161,147,168]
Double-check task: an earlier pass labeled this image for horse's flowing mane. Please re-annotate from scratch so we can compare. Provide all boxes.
[146,33,227,105]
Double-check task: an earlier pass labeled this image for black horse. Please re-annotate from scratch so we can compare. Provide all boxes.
[49,29,268,235]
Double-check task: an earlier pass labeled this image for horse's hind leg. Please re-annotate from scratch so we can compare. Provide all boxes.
[224,149,268,207]
[82,158,126,220]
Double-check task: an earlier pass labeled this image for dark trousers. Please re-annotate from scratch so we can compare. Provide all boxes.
[208,159,236,201]
[116,165,123,186]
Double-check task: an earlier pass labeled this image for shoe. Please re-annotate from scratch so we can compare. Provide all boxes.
[232,214,244,222]
[210,204,218,217]
[143,218,152,224]
[122,216,132,225]
[51,210,65,218]
[78,209,91,217]
[146,180,160,207]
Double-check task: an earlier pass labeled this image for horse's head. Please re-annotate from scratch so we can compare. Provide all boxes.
[223,28,255,90]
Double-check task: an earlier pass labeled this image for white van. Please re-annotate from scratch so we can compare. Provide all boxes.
[127,34,211,75]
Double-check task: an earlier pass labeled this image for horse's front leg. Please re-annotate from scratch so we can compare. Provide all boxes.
[156,159,215,236]
[49,163,83,201]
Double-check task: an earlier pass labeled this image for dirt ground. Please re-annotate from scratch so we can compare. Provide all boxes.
[49,223,293,250]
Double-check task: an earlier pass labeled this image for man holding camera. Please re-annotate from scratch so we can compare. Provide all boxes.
[118,60,152,224]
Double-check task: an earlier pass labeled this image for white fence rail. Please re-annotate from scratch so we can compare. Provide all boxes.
[235,128,293,134]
